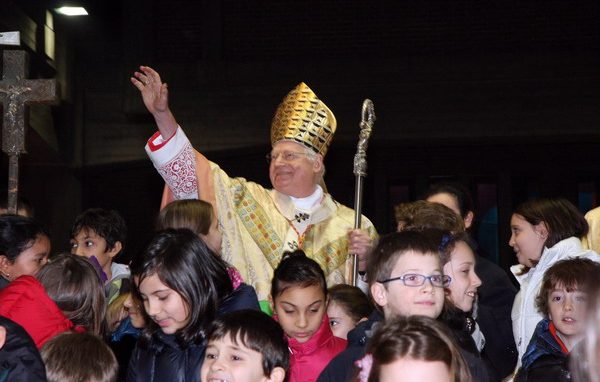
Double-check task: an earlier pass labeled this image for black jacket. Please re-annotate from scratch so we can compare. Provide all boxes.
[0,316,47,382]
[126,283,260,382]
[514,319,571,382]
[471,240,519,379]
[126,331,205,382]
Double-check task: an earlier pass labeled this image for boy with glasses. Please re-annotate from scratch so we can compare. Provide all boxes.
[318,230,489,382]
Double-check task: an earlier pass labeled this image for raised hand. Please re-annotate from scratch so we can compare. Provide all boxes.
[130,65,177,139]
[131,66,169,115]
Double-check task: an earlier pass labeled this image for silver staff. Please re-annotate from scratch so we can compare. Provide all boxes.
[350,99,375,286]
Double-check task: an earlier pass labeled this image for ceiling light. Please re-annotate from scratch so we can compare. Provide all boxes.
[55,7,88,16]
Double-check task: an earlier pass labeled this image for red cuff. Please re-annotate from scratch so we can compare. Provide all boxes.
[147,130,175,152]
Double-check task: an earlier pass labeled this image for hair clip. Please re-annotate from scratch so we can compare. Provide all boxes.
[355,353,373,382]
[438,234,454,252]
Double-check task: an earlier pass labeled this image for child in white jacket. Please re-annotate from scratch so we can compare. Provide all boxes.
[508,197,600,370]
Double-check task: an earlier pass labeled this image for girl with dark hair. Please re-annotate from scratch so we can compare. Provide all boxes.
[509,197,600,368]
[356,315,472,382]
[271,250,346,382]
[434,231,484,350]
[156,199,245,301]
[0,215,50,289]
[423,182,519,379]
[127,228,259,382]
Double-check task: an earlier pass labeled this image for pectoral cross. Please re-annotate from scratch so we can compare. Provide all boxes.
[0,32,58,214]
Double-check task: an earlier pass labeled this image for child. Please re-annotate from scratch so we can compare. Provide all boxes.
[0,253,106,348]
[367,231,447,320]
[319,231,446,382]
[156,199,246,301]
[127,228,259,382]
[356,315,472,382]
[271,250,346,382]
[109,292,146,382]
[394,200,465,233]
[400,194,518,379]
[318,231,489,382]
[0,215,50,290]
[201,309,289,382]
[156,199,222,255]
[514,258,600,381]
[70,208,130,303]
[422,181,475,229]
[436,231,485,353]
[41,332,118,382]
[327,284,373,340]
[509,197,600,366]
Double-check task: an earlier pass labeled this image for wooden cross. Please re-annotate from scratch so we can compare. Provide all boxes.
[0,35,58,214]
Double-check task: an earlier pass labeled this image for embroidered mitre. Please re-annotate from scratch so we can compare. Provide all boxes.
[270,82,337,156]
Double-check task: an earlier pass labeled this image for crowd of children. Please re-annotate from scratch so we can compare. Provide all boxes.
[1,180,600,382]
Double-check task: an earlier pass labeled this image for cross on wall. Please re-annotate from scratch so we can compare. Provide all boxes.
[0,37,58,213]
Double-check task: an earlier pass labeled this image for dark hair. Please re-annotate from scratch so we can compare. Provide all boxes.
[0,215,49,262]
[536,258,600,316]
[156,199,214,235]
[328,284,373,323]
[131,229,233,346]
[70,208,127,253]
[513,198,588,248]
[367,231,440,288]
[395,200,465,233]
[426,230,471,267]
[207,310,289,376]
[271,250,327,300]
[366,315,472,382]
[37,253,106,336]
[421,181,474,219]
[41,332,118,382]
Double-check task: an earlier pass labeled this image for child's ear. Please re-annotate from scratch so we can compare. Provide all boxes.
[464,211,474,229]
[0,255,11,278]
[268,294,274,312]
[107,241,123,259]
[370,282,388,308]
[534,222,549,241]
[267,367,286,382]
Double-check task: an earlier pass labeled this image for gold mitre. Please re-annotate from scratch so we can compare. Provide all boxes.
[271,82,337,156]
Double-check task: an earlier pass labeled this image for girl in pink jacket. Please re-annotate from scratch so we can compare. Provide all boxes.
[271,250,347,382]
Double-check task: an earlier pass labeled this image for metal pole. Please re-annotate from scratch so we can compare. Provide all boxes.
[7,155,19,214]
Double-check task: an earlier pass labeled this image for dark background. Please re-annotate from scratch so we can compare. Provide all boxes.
[1,0,599,272]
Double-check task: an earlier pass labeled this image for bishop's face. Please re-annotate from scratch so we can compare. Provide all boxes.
[269,140,322,198]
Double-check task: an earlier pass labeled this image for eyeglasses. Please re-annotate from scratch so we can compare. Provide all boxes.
[266,151,312,163]
[378,273,451,288]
